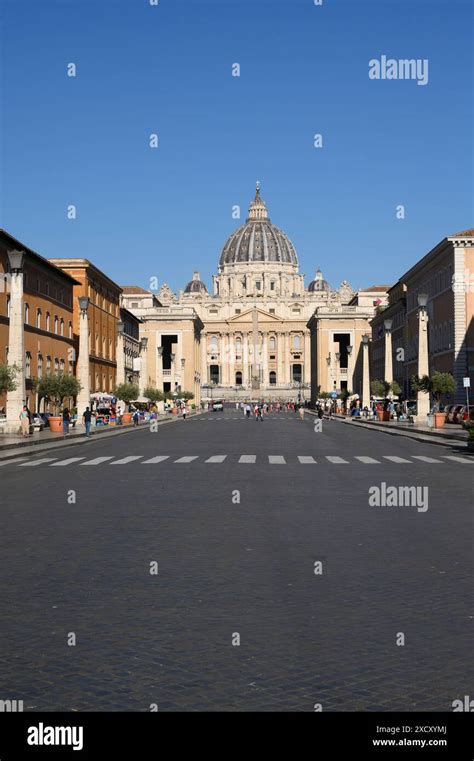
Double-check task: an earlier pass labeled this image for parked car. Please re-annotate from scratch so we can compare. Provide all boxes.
[447,404,464,423]
[39,412,53,428]
[31,413,45,432]
[211,400,224,411]
[459,404,474,422]
[444,404,455,421]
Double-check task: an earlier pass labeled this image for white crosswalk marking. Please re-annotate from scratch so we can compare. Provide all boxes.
[142,456,169,464]
[111,456,143,465]
[50,457,86,466]
[268,455,286,464]
[0,457,29,466]
[174,456,198,463]
[239,455,256,463]
[81,456,114,466]
[298,456,317,464]
[442,455,473,464]
[325,456,349,464]
[383,456,412,463]
[205,455,227,463]
[412,456,443,463]
[354,456,380,464]
[19,458,57,466]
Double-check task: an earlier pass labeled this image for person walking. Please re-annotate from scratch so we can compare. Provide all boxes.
[19,405,30,437]
[133,409,140,426]
[62,407,71,436]
[82,406,92,438]
[256,404,263,422]
[182,404,187,420]
[298,404,305,421]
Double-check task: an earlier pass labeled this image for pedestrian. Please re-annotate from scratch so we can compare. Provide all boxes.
[82,406,92,438]
[256,404,263,422]
[62,407,71,436]
[19,405,30,437]
[133,409,140,426]
[298,405,305,421]
[182,405,187,420]
[246,403,251,418]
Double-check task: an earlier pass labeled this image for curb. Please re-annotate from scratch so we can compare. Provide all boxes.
[343,418,468,449]
[0,411,202,461]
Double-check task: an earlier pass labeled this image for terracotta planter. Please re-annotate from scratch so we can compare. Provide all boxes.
[377,411,390,422]
[433,412,446,429]
[48,416,63,432]
[121,412,132,424]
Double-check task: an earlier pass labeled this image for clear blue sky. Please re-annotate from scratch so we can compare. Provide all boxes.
[1,0,472,293]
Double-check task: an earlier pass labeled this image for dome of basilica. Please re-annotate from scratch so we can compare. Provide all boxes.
[184,271,208,294]
[308,268,330,292]
[219,184,298,268]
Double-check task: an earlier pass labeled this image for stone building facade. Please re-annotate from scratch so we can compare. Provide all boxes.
[123,184,382,402]
[0,230,78,415]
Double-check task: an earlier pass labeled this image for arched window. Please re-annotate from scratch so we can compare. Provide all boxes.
[36,308,41,329]
[54,357,59,375]
[46,355,51,373]
[68,321,73,338]
[25,352,31,379]
[269,336,276,350]
[60,359,65,374]
[45,312,50,331]
[37,354,43,378]
[54,316,58,334]
[269,370,277,385]
[24,303,29,324]
[60,318,64,336]
[235,371,242,385]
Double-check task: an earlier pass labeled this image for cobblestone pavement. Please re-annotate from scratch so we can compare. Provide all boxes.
[0,411,472,711]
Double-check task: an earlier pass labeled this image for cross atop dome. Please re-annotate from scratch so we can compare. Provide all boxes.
[248,181,269,221]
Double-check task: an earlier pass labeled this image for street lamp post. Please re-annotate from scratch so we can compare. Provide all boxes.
[76,295,90,419]
[347,345,353,392]
[6,250,26,431]
[416,293,430,420]
[361,334,371,409]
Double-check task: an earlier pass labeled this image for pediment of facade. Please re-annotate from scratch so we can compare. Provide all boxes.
[227,307,283,325]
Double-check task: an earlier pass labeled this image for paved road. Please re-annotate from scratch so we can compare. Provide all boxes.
[0,411,472,711]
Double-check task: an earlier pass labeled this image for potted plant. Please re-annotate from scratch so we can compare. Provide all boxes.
[370,380,401,421]
[411,372,456,428]
[113,382,139,424]
[36,373,82,432]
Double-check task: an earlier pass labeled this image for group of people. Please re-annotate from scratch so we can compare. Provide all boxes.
[237,400,307,421]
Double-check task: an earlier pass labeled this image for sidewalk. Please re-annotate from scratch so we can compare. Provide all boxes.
[343,415,468,448]
[0,411,201,461]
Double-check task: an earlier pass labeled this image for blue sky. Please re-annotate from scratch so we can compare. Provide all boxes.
[1,0,472,293]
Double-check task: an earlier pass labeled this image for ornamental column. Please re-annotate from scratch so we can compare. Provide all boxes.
[384,318,393,388]
[228,332,235,387]
[6,250,26,431]
[200,334,207,385]
[304,331,311,385]
[416,293,430,419]
[139,337,148,395]
[76,295,91,418]
[221,333,229,386]
[361,334,371,409]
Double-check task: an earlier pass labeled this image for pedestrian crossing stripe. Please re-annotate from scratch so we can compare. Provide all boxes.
[7,453,474,467]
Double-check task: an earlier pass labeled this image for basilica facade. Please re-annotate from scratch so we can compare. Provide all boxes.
[122,185,388,403]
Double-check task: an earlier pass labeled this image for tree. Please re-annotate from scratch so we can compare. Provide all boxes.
[371,379,402,398]
[411,372,456,411]
[143,385,164,403]
[180,390,195,401]
[0,363,19,394]
[36,373,82,415]
[113,382,139,408]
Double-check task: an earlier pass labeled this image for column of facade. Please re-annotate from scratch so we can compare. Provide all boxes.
[261,332,268,386]
[285,332,291,384]
[228,331,235,387]
[221,333,228,385]
[417,301,430,418]
[200,333,207,385]
[6,251,26,430]
[243,332,249,386]
[384,320,393,386]
[362,337,371,409]
[277,332,284,387]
